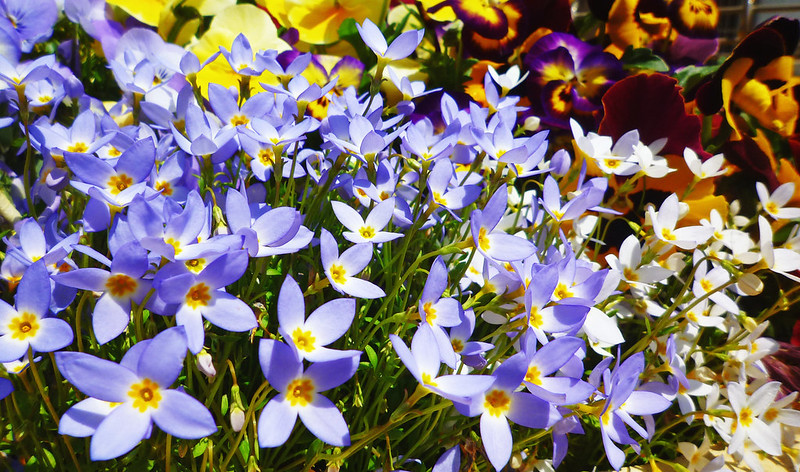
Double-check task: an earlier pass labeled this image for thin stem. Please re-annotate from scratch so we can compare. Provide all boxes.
[27,346,82,471]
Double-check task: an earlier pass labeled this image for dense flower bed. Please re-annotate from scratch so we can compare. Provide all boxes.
[1,0,800,471]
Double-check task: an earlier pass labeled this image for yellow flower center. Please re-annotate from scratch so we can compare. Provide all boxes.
[738,406,753,428]
[764,408,778,422]
[258,148,275,166]
[451,338,464,353]
[329,264,347,285]
[433,192,448,206]
[107,146,121,157]
[423,301,437,324]
[105,274,138,298]
[478,227,491,251]
[155,181,173,196]
[67,142,88,153]
[185,283,212,309]
[9,312,39,341]
[286,378,314,407]
[699,278,713,292]
[525,365,542,385]
[766,201,779,215]
[379,191,390,201]
[230,114,249,126]
[184,258,206,273]
[359,226,375,239]
[661,228,676,241]
[553,283,574,300]
[128,378,161,413]
[529,306,544,328]
[292,327,316,353]
[483,389,511,417]
[623,267,639,282]
[107,174,134,195]
[165,238,182,256]
[421,372,438,387]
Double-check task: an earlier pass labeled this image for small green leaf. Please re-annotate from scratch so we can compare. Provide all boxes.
[238,438,250,458]
[221,394,229,415]
[620,46,669,72]
[193,438,208,458]
[364,344,378,368]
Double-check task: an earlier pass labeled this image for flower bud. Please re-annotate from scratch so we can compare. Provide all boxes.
[195,349,216,378]
[247,456,261,472]
[742,315,758,333]
[736,273,763,296]
[230,406,245,432]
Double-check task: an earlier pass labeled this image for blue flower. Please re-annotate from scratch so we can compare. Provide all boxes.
[56,327,217,460]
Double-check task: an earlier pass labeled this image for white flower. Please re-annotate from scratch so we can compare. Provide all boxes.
[647,194,714,250]
[758,215,800,282]
[756,181,800,220]
[684,148,726,180]
[726,381,782,457]
[487,65,529,96]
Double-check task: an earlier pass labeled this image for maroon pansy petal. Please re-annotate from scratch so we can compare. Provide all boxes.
[599,73,708,158]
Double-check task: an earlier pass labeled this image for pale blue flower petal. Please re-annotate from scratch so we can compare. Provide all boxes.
[305,354,360,391]
[203,292,257,332]
[90,403,150,461]
[137,326,188,387]
[258,395,297,447]
[29,317,73,353]
[298,395,350,446]
[59,398,117,438]
[259,339,301,391]
[480,412,512,471]
[151,389,217,439]
[56,351,136,402]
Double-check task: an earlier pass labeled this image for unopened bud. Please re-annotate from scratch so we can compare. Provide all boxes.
[230,406,245,432]
[510,452,523,469]
[737,273,763,296]
[523,115,540,132]
[742,316,758,333]
[195,349,216,378]
[247,455,261,471]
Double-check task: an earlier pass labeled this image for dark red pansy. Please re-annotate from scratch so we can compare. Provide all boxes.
[598,73,708,157]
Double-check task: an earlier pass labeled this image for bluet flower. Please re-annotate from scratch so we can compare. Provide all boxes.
[258,339,359,447]
[56,327,217,460]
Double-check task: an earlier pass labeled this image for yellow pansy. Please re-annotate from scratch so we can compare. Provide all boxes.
[258,0,384,45]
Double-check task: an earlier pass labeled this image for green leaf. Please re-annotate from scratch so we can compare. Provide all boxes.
[620,46,669,72]
[238,438,250,458]
[365,344,378,368]
[221,394,229,415]
[193,438,209,458]
[674,64,721,92]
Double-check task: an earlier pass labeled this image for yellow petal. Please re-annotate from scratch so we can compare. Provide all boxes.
[107,0,168,26]
[720,57,753,140]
